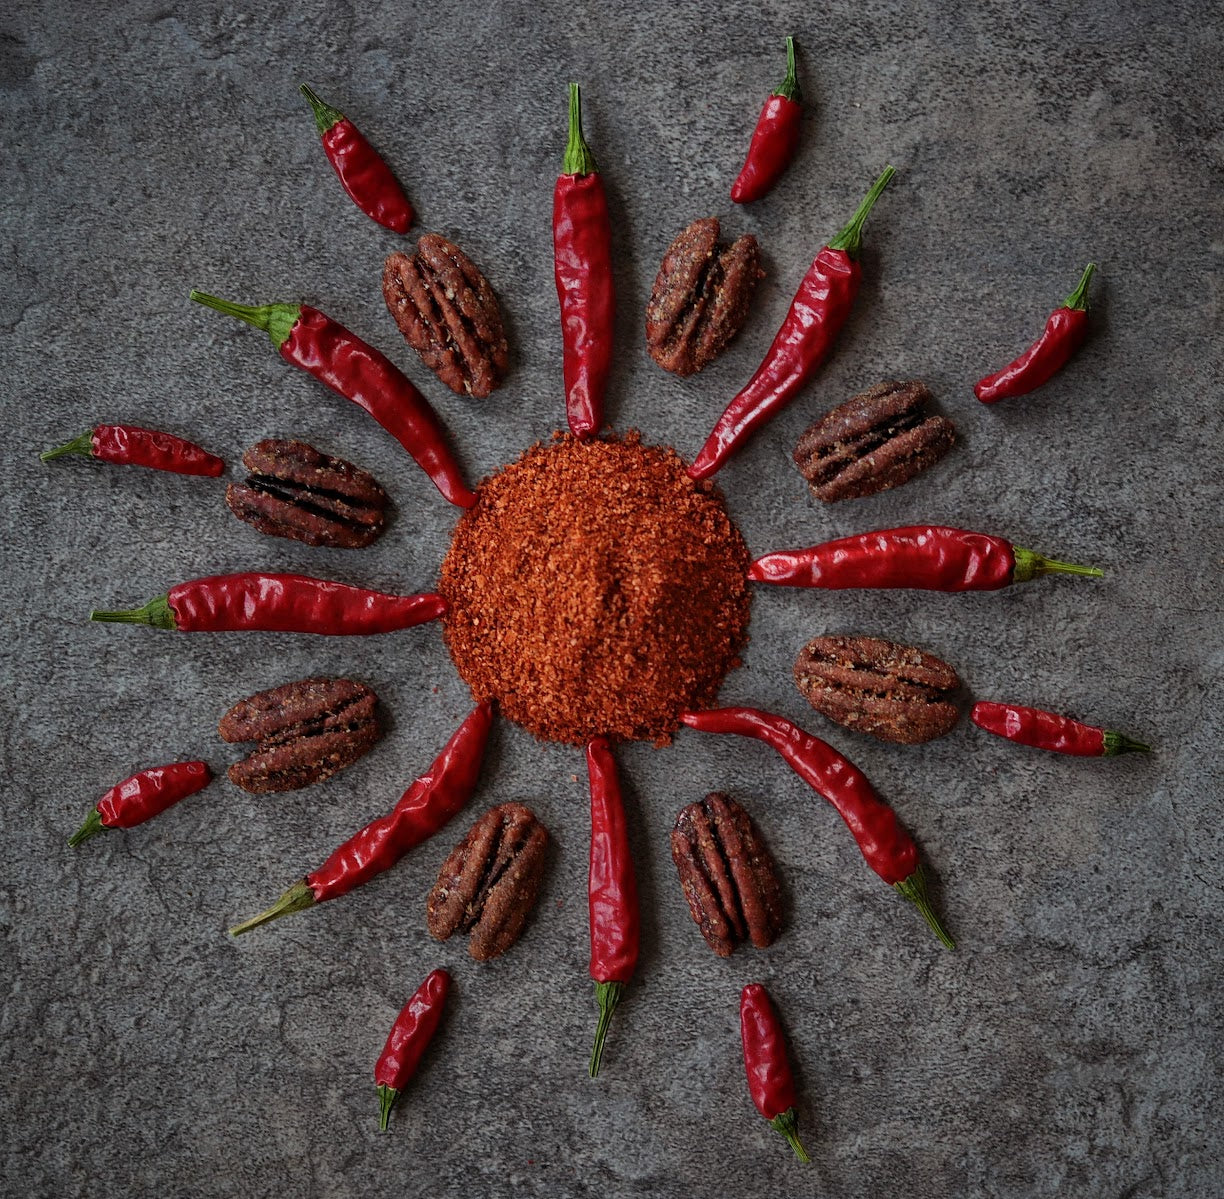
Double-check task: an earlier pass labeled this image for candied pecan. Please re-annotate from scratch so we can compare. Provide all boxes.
[426,803,549,961]
[793,379,955,502]
[219,677,381,792]
[670,793,783,957]
[793,634,961,744]
[225,438,388,548]
[645,217,763,376]
[382,234,509,398]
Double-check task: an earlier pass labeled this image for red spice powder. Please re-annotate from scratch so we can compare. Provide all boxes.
[440,433,751,745]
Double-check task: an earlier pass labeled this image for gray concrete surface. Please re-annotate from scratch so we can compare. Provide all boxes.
[1,2,1220,1196]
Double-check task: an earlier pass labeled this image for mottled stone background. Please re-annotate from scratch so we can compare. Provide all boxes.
[1,2,1219,1196]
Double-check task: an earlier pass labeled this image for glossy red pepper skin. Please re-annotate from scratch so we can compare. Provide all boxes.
[731,37,802,204]
[748,525,1103,591]
[971,701,1151,756]
[553,84,614,440]
[689,167,894,480]
[90,573,448,635]
[40,425,224,476]
[300,85,414,234]
[586,736,640,1077]
[681,706,953,947]
[740,983,809,1163]
[975,264,1096,403]
[375,968,450,1130]
[69,761,212,847]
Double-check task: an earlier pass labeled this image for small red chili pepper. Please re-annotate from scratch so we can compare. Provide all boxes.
[553,83,615,440]
[731,37,802,205]
[375,968,451,1131]
[586,736,640,1077]
[689,166,895,481]
[681,706,953,947]
[230,702,493,934]
[748,525,1103,591]
[69,761,212,847]
[975,264,1096,403]
[740,983,810,1163]
[971,701,1151,757]
[40,425,224,477]
[90,573,447,635]
[190,291,475,508]
[300,84,414,234]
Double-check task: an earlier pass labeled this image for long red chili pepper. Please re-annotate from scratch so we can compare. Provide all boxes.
[681,706,953,947]
[189,291,475,507]
[230,702,493,933]
[971,701,1150,757]
[740,983,809,1163]
[688,166,895,480]
[90,573,447,635]
[553,83,615,440]
[586,736,640,1077]
[375,968,450,1131]
[300,84,414,234]
[731,37,802,204]
[69,761,212,847]
[40,425,224,477]
[975,264,1096,403]
[749,525,1103,591]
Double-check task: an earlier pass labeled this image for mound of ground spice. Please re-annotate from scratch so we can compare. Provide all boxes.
[440,433,752,745]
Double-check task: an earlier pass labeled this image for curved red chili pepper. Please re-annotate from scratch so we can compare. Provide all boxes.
[689,166,894,480]
[971,701,1150,757]
[731,37,802,204]
[41,425,225,477]
[90,573,447,635]
[681,706,953,947]
[748,525,1103,591]
[230,702,494,934]
[69,761,212,847]
[375,968,450,1131]
[553,84,614,440]
[300,85,414,234]
[740,983,809,1163]
[189,291,475,507]
[586,736,640,1077]
[975,264,1096,403]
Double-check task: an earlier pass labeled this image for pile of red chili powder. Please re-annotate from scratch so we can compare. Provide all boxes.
[440,433,752,744]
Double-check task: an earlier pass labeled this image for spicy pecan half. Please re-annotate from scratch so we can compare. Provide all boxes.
[645,217,763,376]
[793,379,955,503]
[426,803,549,961]
[670,793,783,957]
[382,234,509,398]
[793,634,961,744]
[226,438,389,548]
[219,677,381,792]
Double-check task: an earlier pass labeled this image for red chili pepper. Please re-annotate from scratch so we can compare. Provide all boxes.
[681,706,953,947]
[688,166,894,481]
[740,983,809,1163]
[375,968,450,1131]
[40,425,224,477]
[586,736,640,1077]
[189,292,475,507]
[230,702,494,934]
[300,84,414,234]
[90,573,447,635]
[69,761,212,847]
[731,37,802,204]
[553,83,615,440]
[748,525,1103,591]
[975,264,1096,403]
[971,701,1150,757]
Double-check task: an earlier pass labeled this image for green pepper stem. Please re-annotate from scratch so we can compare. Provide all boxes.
[1063,262,1097,311]
[768,1109,810,1163]
[377,1084,399,1132]
[189,290,301,351]
[1011,546,1104,583]
[1103,731,1152,756]
[826,165,896,258]
[40,430,95,463]
[588,979,624,1077]
[229,880,316,935]
[90,595,176,629]
[773,36,801,103]
[894,867,955,950]
[562,82,598,177]
[299,83,345,135]
[69,808,106,848]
